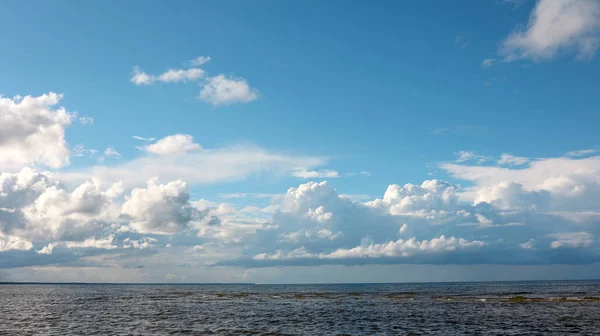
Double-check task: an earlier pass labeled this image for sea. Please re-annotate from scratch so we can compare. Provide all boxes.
[1,280,599,335]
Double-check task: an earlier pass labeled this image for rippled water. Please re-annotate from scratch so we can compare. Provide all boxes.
[1,280,599,335]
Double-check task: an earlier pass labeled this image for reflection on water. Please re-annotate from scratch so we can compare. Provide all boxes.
[1,280,599,335]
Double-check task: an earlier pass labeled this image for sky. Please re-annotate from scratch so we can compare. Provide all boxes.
[1,0,600,283]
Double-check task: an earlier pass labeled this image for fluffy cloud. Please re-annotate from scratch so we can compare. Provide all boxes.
[0,233,32,252]
[199,75,258,106]
[121,179,201,234]
[255,236,485,260]
[131,67,205,85]
[501,0,600,61]
[21,178,123,241]
[0,167,124,248]
[141,134,202,155]
[0,93,74,169]
[368,180,459,215]
[441,154,600,211]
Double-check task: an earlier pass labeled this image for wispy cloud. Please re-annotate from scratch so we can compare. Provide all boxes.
[432,125,486,136]
[566,148,599,157]
[481,58,495,68]
[132,136,156,141]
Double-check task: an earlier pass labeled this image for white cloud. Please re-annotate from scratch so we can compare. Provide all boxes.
[130,66,154,85]
[199,75,258,106]
[399,223,408,233]
[498,154,529,166]
[367,180,459,215]
[549,232,594,248]
[0,232,32,252]
[73,144,98,157]
[37,235,120,254]
[323,235,485,259]
[0,92,74,169]
[481,58,495,68]
[21,178,123,240]
[501,0,600,61]
[455,151,487,163]
[254,235,485,260]
[142,134,202,155]
[79,117,94,125]
[520,239,536,250]
[64,235,118,250]
[189,56,211,66]
[130,67,205,85]
[291,168,339,179]
[157,68,205,83]
[441,154,600,211]
[566,148,599,157]
[104,147,121,159]
[192,245,205,252]
[36,242,59,255]
[132,136,156,142]
[58,144,327,189]
[122,237,158,249]
[121,179,200,234]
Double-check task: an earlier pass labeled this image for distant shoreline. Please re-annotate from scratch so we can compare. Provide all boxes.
[1,279,599,285]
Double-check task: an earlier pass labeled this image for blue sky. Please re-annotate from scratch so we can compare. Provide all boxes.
[1,0,600,283]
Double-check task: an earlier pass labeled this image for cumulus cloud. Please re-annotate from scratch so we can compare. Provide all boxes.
[130,67,154,85]
[21,178,123,241]
[65,235,118,250]
[199,75,258,106]
[121,179,201,234]
[441,153,600,211]
[0,233,32,252]
[0,167,126,252]
[141,134,202,155]
[367,180,459,215]
[122,237,158,249]
[501,0,600,61]
[0,92,74,169]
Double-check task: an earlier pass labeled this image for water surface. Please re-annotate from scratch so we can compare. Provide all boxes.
[1,280,599,335]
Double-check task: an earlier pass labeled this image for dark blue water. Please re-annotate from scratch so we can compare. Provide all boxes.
[1,280,599,335]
